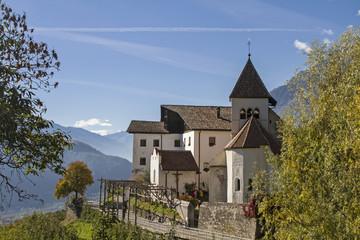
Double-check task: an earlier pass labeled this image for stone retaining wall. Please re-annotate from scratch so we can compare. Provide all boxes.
[198,202,260,240]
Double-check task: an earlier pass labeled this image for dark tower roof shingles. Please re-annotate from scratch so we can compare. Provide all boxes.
[229,58,277,106]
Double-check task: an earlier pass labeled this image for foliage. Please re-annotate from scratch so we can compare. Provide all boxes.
[0,0,72,208]
[67,221,93,240]
[178,194,199,207]
[54,161,94,200]
[242,196,258,218]
[184,182,196,195]
[135,169,150,182]
[130,197,181,219]
[0,211,78,240]
[79,205,158,240]
[257,27,360,239]
[0,205,177,240]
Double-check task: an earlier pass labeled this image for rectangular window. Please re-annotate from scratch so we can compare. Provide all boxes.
[209,137,216,146]
[140,139,146,147]
[174,139,180,147]
[140,158,146,165]
[188,137,191,146]
[153,139,159,147]
[183,138,186,147]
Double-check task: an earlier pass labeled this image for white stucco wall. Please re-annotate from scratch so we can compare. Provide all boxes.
[166,171,198,194]
[227,147,268,203]
[162,134,184,150]
[150,149,160,185]
[132,133,183,171]
[183,130,231,191]
[231,98,269,136]
[134,130,231,193]
[198,131,231,190]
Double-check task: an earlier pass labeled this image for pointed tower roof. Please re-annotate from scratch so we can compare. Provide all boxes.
[229,58,277,106]
[225,116,281,154]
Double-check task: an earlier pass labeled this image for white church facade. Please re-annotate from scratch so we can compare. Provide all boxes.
[127,56,280,203]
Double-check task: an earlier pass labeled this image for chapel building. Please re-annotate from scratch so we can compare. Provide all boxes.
[127,56,280,203]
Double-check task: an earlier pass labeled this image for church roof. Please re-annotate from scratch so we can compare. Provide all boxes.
[225,116,281,154]
[127,120,169,134]
[162,105,231,131]
[156,149,200,172]
[229,58,277,106]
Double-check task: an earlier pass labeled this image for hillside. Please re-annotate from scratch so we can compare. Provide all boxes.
[3,141,131,213]
[270,84,293,116]
[51,123,133,161]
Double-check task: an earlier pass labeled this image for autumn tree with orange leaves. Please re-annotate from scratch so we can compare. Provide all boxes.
[54,161,94,201]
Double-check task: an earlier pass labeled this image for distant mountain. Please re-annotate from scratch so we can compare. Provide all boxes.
[4,141,131,212]
[270,84,294,116]
[51,123,133,161]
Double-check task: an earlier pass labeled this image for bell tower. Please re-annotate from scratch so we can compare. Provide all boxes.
[229,55,277,137]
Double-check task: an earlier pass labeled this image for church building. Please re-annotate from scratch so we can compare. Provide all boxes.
[127,55,280,203]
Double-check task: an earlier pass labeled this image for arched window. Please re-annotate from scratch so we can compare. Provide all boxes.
[253,108,259,119]
[248,179,253,191]
[247,108,253,118]
[240,108,246,119]
[235,178,241,191]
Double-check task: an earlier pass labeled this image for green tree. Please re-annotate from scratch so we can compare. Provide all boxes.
[257,27,360,239]
[0,0,72,208]
[135,169,150,183]
[0,211,78,240]
[54,161,94,200]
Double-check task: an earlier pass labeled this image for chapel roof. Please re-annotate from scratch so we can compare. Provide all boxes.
[229,58,277,106]
[225,115,281,154]
[155,149,200,172]
[127,120,169,134]
[161,105,231,131]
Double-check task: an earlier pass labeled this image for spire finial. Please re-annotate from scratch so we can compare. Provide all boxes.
[248,38,251,57]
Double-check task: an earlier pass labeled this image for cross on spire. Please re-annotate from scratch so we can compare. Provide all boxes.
[248,38,251,57]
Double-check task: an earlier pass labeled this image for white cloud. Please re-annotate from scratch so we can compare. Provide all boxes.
[358,10,360,16]
[321,29,333,35]
[91,130,109,136]
[294,40,311,52]
[348,25,354,29]
[323,38,331,45]
[74,118,112,128]
[38,31,238,78]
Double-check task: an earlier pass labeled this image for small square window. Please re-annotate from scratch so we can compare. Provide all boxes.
[140,139,146,147]
[174,139,180,147]
[153,139,159,147]
[140,158,146,165]
[188,137,191,146]
[209,137,216,146]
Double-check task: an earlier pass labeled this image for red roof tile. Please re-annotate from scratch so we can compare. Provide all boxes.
[225,116,281,154]
[157,150,200,172]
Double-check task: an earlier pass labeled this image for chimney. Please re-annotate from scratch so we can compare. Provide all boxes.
[217,107,220,118]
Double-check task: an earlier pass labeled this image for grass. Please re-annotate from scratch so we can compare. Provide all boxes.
[130,198,181,219]
[66,221,93,240]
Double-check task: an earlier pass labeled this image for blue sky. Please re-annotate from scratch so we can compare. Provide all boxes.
[8,0,360,135]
